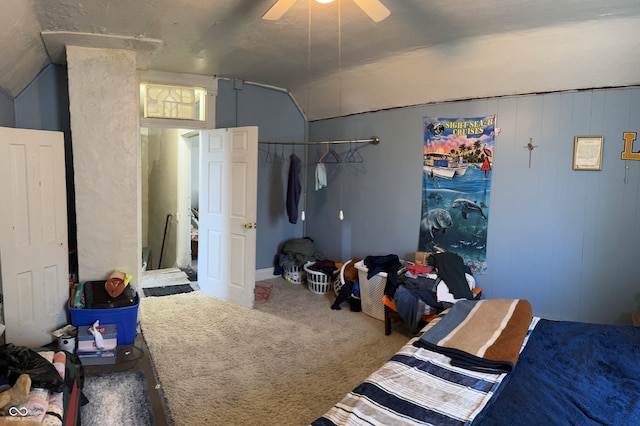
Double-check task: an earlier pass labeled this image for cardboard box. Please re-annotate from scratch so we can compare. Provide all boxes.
[77,349,117,365]
[415,251,430,266]
[77,324,117,352]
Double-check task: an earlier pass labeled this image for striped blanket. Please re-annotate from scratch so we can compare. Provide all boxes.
[312,314,539,426]
[414,299,532,373]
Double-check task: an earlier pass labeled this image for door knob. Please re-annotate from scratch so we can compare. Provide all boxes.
[243,222,256,229]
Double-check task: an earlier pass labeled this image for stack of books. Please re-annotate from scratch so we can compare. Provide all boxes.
[77,324,117,365]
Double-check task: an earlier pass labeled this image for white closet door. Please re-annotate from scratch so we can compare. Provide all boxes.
[0,126,68,346]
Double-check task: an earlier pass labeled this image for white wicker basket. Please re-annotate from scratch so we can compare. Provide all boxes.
[303,261,335,294]
[354,260,387,321]
[283,264,304,284]
[354,259,414,320]
[333,259,352,296]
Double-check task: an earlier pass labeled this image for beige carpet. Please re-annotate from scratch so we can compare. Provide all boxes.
[139,277,412,426]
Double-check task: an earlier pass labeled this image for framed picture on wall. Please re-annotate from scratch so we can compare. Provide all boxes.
[573,136,603,171]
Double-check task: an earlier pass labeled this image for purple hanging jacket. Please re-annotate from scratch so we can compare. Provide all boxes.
[287,153,302,224]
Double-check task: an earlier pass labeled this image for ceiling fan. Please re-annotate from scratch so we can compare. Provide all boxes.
[263,0,390,22]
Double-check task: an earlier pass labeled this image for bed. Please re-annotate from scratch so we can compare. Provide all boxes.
[312,299,640,425]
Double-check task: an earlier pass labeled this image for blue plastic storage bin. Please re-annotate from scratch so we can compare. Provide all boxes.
[68,293,139,345]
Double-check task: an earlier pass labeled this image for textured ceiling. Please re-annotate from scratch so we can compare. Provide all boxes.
[2,0,640,120]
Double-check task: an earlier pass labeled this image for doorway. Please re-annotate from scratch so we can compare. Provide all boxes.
[140,126,258,307]
[141,127,198,280]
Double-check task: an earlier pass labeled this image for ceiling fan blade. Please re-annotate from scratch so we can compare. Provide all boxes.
[262,0,298,20]
[352,0,390,22]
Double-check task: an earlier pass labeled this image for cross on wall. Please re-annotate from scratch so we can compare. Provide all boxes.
[523,138,538,168]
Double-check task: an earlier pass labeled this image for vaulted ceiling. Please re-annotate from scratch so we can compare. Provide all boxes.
[1,0,639,120]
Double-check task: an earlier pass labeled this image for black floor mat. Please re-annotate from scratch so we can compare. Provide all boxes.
[143,284,194,297]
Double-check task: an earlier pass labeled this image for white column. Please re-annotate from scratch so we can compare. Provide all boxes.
[66,46,141,292]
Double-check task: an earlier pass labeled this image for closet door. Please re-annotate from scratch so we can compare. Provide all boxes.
[0,126,68,346]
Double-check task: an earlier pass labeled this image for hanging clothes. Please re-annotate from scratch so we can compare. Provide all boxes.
[286,153,302,224]
[315,163,327,191]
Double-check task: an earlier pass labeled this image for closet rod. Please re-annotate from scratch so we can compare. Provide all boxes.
[258,136,380,146]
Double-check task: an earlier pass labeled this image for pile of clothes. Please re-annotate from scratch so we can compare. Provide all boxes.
[0,344,75,425]
[273,237,324,275]
[331,257,362,312]
[330,252,476,333]
[305,259,337,277]
[394,252,477,333]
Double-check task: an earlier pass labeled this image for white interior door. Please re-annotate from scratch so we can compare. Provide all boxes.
[175,130,195,269]
[0,126,68,346]
[199,127,257,308]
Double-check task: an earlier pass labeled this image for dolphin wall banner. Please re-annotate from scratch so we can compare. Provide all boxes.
[419,115,496,273]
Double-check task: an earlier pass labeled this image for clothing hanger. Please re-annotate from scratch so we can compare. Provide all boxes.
[326,146,342,163]
[319,142,341,163]
[345,142,363,163]
[278,144,285,164]
[265,144,274,163]
[318,142,330,163]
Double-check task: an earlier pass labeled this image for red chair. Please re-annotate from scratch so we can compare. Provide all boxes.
[383,287,482,336]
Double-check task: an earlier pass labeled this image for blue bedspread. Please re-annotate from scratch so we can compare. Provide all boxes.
[473,319,640,425]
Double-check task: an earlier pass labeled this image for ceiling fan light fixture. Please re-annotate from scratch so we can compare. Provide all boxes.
[263,0,389,22]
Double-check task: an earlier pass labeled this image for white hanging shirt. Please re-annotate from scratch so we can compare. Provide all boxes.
[315,163,327,191]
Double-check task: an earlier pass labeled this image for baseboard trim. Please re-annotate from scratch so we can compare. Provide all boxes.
[255,267,278,281]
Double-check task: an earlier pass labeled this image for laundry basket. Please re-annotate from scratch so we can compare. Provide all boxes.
[333,259,352,296]
[303,262,335,294]
[354,259,414,321]
[354,260,387,321]
[283,263,304,284]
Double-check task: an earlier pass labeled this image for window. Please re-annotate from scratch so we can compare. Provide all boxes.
[141,83,204,121]
[139,71,216,128]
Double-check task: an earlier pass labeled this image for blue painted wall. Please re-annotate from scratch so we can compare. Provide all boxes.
[6,66,639,325]
[14,65,70,133]
[0,90,14,127]
[8,64,77,261]
[216,79,307,270]
[307,88,640,326]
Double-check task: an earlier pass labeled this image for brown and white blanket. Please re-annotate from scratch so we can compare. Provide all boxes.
[413,298,532,373]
